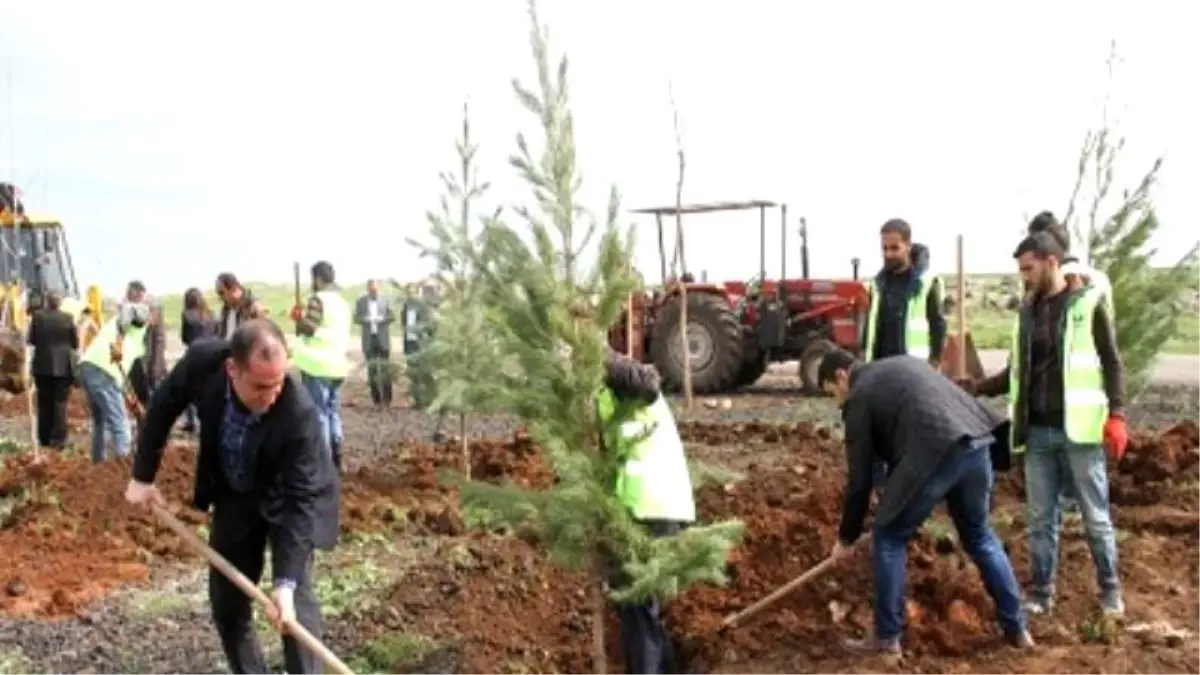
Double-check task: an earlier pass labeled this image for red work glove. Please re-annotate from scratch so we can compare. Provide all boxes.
[288,304,305,322]
[1104,414,1129,462]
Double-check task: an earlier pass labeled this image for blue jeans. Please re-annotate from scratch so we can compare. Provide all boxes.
[872,436,1025,641]
[79,362,131,463]
[301,374,344,454]
[1024,425,1120,598]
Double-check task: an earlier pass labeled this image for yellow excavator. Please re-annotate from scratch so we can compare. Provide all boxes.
[0,183,104,394]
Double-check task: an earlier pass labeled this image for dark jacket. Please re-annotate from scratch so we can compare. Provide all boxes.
[604,349,662,404]
[355,293,395,354]
[977,287,1123,448]
[838,355,1008,544]
[866,244,946,362]
[181,309,218,346]
[402,297,435,350]
[217,288,260,340]
[28,308,79,378]
[143,303,169,383]
[133,338,340,581]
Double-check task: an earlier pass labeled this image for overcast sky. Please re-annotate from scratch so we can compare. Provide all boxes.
[1,0,1195,294]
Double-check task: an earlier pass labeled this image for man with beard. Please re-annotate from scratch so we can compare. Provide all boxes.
[863,218,946,368]
[958,232,1128,618]
[862,219,946,488]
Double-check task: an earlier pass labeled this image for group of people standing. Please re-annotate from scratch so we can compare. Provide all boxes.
[813,211,1127,658]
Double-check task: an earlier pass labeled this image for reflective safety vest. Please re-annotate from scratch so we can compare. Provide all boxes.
[597,388,696,523]
[864,273,939,361]
[81,316,146,383]
[292,290,352,379]
[1008,286,1108,452]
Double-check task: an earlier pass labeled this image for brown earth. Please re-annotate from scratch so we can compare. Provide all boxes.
[1,419,1197,673]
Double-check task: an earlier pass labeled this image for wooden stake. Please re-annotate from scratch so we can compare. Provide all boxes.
[956,234,967,378]
[150,505,355,674]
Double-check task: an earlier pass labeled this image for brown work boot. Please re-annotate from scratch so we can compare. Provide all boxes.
[1005,629,1035,649]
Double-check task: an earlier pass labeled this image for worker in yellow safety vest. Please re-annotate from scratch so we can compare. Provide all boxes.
[959,231,1128,619]
[291,261,352,471]
[862,218,946,489]
[78,300,150,463]
[596,349,695,675]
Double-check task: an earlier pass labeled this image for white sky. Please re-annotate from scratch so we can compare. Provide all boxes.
[1,0,1196,294]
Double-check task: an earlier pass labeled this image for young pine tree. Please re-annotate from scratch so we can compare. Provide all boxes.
[408,104,508,477]
[437,1,743,670]
[1061,44,1199,398]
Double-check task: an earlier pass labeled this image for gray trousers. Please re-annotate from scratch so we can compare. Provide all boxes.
[208,493,323,674]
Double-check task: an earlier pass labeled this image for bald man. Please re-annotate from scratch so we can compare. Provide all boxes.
[125,320,340,674]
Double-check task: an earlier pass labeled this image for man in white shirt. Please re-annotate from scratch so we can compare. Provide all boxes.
[354,279,395,407]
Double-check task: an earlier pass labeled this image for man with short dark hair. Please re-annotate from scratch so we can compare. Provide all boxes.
[291,261,352,469]
[355,279,395,408]
[216,272,262,340]
[863,218,946,367]
[959,231,1127,618]
[125,319,339,675]
[28,290,79,449]
[819,349,1030,655]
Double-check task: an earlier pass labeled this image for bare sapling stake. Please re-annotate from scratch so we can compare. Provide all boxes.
[956,234,967,378]
[669,85,692,410]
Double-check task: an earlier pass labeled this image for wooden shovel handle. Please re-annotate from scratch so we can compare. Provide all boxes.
[721,543,860,630]
[149,504,355,674]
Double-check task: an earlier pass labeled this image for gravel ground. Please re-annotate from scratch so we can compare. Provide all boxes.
[0,371,1196,674]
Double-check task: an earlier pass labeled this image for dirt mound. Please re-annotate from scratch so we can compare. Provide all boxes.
[667,461,999,670]
[365,533,597,673]
[679,421,836,447]
[1113,421,1200,508]
[0,446,202,616]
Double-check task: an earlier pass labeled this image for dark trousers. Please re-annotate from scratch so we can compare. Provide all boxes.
[365,334,393,406]
[614,519,682,674]
[34,374,72,448]
[872,436,1024,641]
[209,493,323,674]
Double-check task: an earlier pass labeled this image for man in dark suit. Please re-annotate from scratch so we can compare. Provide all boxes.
[124,320,339,675]
[818,350,1031,655]
[354,278,394,407]
[28,290,79,448]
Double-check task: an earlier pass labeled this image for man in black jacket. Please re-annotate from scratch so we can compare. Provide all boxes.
[819,350,1031,655]
[124,320,339,675]
[28,291,79,448]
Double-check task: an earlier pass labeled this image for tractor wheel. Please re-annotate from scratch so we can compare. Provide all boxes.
[799,339,839,395]
[651,293,744,395]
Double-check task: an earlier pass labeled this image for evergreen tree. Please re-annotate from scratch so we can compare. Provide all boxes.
[427,1,743,668]
[408,104,508,475]
[1061,44,1199,398]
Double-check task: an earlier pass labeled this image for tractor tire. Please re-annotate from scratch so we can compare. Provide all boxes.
[799,339,839,395]
[651,293,744,395]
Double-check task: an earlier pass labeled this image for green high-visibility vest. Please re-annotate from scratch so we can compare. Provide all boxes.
[292,290,352,379]
[596,388,696,522]
[864,273,939,361]
[1008,286,1108,452]
[81,317,146,383]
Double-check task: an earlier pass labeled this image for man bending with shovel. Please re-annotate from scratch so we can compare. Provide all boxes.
[124,319,340,674]
[819,350,1033,656]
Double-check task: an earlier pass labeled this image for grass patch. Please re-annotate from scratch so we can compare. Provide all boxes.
[154,282,376,333]
[0,649,31,675]
[348,632,438,673]
[688,459,744,490]
[126,583,199,619]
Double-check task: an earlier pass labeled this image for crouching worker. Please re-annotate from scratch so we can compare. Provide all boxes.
[818,350,1033,655]
[124,320,340,675]
[598,350,695,675]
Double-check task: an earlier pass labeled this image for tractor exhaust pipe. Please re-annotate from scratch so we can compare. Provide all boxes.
[798,217,810,280]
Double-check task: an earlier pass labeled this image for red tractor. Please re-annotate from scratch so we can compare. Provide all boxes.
[609,200,870,394]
